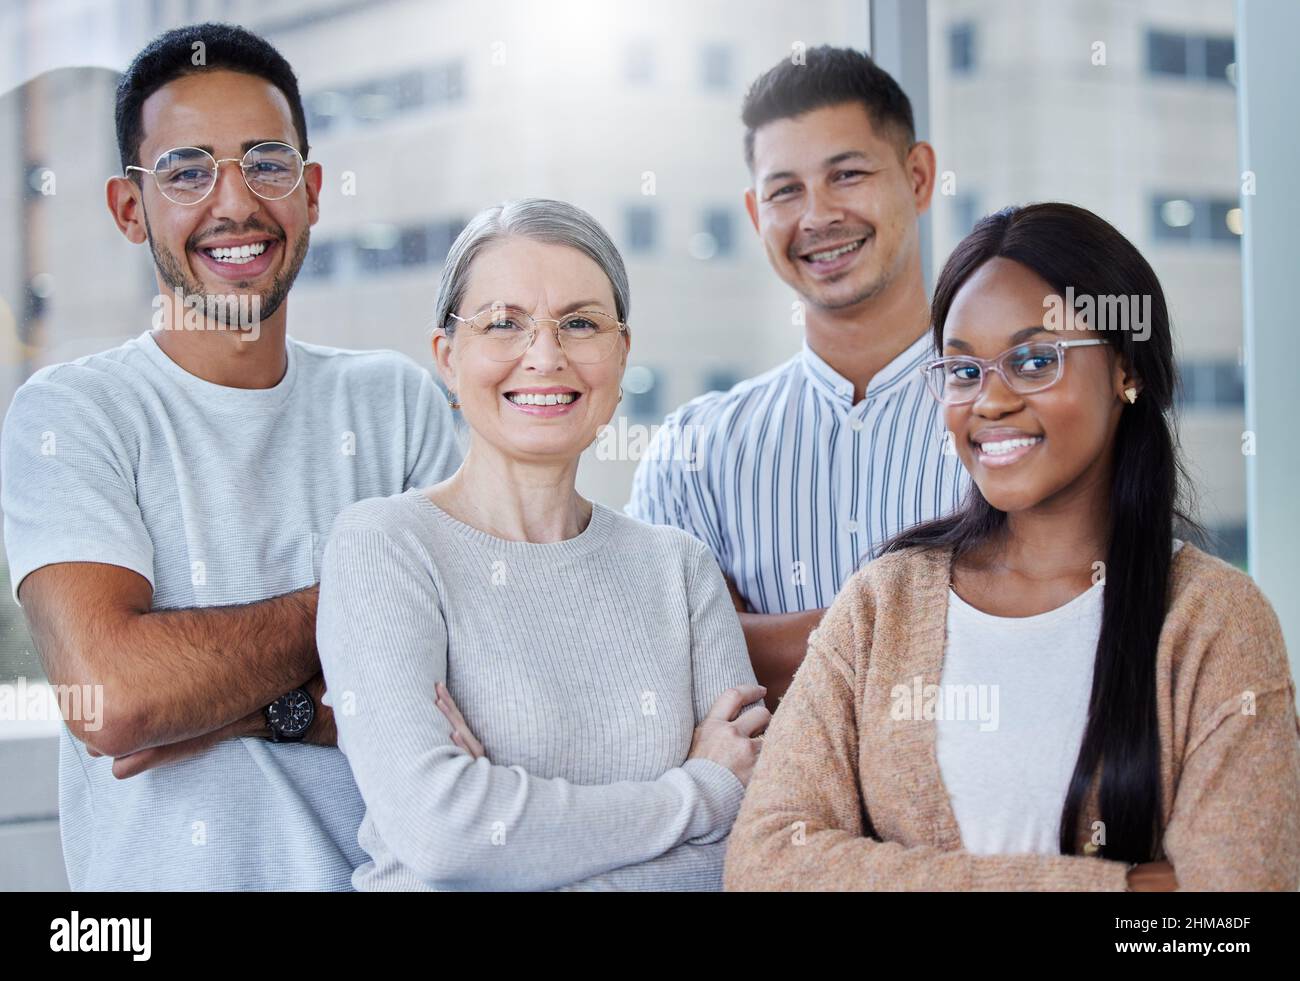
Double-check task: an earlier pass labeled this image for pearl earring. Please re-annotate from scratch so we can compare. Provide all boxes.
[1124,387,1138,404]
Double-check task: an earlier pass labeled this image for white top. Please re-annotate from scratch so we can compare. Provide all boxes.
[935,580,1103,855]
[934,542,1183,855]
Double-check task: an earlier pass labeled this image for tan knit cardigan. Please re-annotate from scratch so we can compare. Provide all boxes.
[724,543,1300,891]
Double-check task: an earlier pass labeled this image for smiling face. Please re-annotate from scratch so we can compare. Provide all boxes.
[434,236,629,466]
[744,101,931,312]
[117,69,318,325]
[940,257,1134,514]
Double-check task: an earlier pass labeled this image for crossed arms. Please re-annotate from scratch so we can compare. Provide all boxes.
[18,560,336,776]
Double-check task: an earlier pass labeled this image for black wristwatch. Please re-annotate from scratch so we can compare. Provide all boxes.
[264,687,315,743]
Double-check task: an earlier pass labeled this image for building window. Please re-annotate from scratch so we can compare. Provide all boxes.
[1146,29,1187,77]
[307,90,346,136]
[305,59,465,135]
[625,205,657,253]
[1208,201,1240,243]
[396,69,426,111]
[702,369,741,395]
[701,43,733,90]
[952,193,980,239]
[1152,194,1242,246]
[1204,37,1235,84]
[702,208,734,257]
[429,218,466,263]
[1146,29,1234,84]
[353,77,399,123]
[355,242,398,273]
[301,241,338,281]
[1178,359,1245,409]
[948,23,975,75]
[430,61,465,103]
[625,39,655,84]
[341,219,467,276]
[399,227,429,267]
[622,364,660,420]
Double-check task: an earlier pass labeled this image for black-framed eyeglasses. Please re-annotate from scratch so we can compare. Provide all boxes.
[125,141,311,205]
[920,338,1109,405]
[446,304,629,364]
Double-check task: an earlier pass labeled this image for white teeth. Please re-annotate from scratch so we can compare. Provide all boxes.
[206,242,269,263]
[978,436,1043,456]
[506,392,578,406]
[807,239,864,262]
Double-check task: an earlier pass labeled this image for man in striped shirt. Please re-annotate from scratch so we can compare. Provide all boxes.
[627,47,968,709]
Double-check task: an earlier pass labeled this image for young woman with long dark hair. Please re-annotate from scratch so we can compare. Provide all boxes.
[724,203,1300,891]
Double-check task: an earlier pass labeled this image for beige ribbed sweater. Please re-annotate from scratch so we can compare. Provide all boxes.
[724,543,1300,891]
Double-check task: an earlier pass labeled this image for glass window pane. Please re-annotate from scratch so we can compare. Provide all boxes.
[623,364,660,420]
[948,23,975,75]
[625,205,657,253]
[701,42,733,90]
[1153,195,1195,242]
[400,227,429,266]
[302,241,337,281]
[704,208,734,257]
[1147,28,1189,77]
[1209,200,1240,243]
[1205,36,1235,84]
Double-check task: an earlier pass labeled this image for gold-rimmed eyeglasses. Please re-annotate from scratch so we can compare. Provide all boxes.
[125,141,311,205]
[446,304,628,364]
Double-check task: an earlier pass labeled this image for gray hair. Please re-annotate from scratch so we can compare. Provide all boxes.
[433,198,630,336]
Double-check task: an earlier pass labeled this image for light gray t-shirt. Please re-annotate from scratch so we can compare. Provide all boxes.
[0,329,461,890]
[316,489,758,891]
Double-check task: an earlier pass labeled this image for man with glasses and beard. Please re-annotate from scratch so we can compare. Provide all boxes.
[0,23,461,890]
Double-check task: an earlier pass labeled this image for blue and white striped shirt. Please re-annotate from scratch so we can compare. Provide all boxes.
[626,331,969,613]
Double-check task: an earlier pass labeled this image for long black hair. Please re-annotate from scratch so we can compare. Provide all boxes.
[880,202,1200,863]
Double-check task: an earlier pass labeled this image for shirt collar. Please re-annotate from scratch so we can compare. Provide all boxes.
[800,329,935,408]
[800,338,855,405]
[867,330,935,399]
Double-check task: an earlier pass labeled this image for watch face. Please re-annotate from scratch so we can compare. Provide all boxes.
[268,689,314,736]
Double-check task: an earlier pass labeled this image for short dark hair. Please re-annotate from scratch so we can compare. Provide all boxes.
[115,22,308,173]
[741,45,915,170]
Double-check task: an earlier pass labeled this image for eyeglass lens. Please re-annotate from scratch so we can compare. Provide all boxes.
[466,307,622,364]
[927,343,1064,403]
[151,143,303,204]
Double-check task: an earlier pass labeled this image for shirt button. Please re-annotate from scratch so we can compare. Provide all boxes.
[845,519,859,534]
[849,417,864,431]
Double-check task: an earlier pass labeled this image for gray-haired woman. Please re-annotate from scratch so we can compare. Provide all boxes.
[316,198,769,891]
